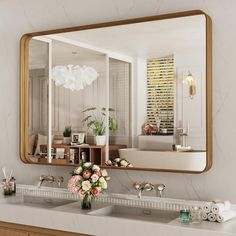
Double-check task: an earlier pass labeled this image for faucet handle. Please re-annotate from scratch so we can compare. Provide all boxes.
[39,175,46,181]
[156,184,165,198]
[134,182,143,191]
[144,183,154,191]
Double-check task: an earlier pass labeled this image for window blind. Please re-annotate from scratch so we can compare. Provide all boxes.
[146,55,174,134]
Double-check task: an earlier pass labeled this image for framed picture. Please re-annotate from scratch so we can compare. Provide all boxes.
[72,132,86,144]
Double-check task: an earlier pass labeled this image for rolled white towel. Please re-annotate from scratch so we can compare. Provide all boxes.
[211,201,231,214]
[202,212,208,221]
[216,210,236,223]
[203,202,211,214]
[208,213,217,222]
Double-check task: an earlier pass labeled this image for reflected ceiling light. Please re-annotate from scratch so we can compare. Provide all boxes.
[52,65,99,91]
[183,71,196,99]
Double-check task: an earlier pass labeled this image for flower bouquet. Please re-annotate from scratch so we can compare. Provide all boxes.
[68,162,110,209]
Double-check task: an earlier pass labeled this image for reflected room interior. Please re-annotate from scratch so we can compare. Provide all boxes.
[27,14,207,171]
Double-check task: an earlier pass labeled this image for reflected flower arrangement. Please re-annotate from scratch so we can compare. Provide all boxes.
[106,158,133,168]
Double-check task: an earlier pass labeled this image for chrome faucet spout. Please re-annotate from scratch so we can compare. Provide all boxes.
[57,176,64,187]
[134,182,154,199]
[38,179,44,188]
[138,187,144,199]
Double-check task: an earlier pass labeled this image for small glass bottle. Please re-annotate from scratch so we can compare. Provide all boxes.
[180,209,190,223]
[10,177,16,194]
[190,206,202,224]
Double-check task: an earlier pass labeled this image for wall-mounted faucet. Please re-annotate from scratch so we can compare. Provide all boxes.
[134,182,166,198]
[134,182,155,198]
[38,175,64,188]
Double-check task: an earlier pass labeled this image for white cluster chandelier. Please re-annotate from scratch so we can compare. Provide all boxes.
[52,65,99,91]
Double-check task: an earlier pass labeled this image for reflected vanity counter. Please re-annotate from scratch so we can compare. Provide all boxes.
[119,148,206,171]
[0,185,236,236]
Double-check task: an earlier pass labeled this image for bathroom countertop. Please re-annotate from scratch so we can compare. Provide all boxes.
[0,193,236,236]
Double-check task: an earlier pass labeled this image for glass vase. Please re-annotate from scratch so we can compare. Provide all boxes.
[2,181,13,196]
[81,194,92,210]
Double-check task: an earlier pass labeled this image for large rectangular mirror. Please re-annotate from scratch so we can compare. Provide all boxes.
[20,10,212,173]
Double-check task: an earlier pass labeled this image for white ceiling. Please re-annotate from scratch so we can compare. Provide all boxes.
[29,14,205,67]
[57,14,205,59]
[29,39,104,68]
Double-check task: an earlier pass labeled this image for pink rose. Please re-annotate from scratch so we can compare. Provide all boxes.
[91,174,99,183]
[74,166,82,174]
[82,170,91,179]
[82,180,91,191]
[67,175,82,193]
[101,169,108,177]
[92,164,100,171]
[96,187,102,193]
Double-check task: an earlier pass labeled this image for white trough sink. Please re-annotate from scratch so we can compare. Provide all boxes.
[89,205,179,223]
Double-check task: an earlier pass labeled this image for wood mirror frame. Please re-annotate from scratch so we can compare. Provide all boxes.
[20,10,212,173]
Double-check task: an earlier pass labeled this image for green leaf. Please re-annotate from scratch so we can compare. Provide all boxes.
[101,107,115,112]
[109,117,118,132]
[82,107,96,113]
[63,126,72,137]
[81,115,92,123]
[87,120,96,128]
[81,106,117,135]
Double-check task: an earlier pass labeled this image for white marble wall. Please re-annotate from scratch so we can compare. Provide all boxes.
[0,0,235,202]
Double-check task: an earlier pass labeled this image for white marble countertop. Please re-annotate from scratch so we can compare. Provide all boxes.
[0,185,236,236]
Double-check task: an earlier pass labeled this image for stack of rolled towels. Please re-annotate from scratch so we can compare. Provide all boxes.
[202,201,236,223]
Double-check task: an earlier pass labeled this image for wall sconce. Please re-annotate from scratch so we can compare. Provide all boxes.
[183,71,196,99]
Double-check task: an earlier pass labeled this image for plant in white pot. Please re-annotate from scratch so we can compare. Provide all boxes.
[82,107,118,146]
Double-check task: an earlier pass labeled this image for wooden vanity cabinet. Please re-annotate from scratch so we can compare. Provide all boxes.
[0,227,28,236]
[0,222,91,236]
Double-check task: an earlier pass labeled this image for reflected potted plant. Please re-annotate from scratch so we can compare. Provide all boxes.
[82,107,118,146]
[63,126,72,144]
